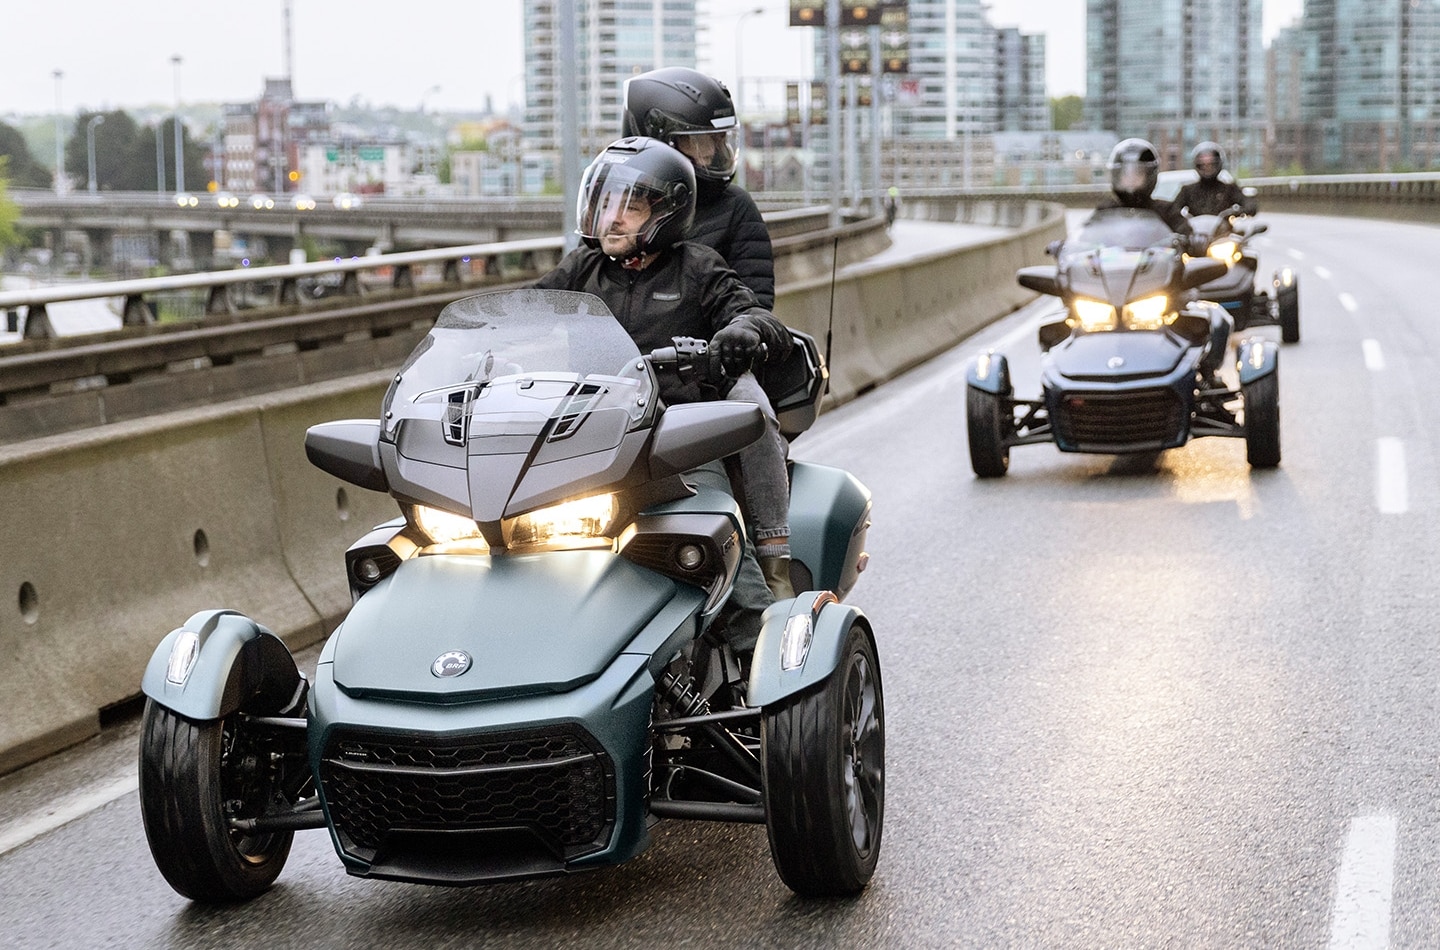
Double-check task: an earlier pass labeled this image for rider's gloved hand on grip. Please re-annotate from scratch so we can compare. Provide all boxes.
[711,322,762,377]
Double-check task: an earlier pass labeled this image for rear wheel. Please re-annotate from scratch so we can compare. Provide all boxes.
[1243,371,1281,468]
[966,386,1011,478]
[762,623,884,897]
[138,700,295,901]
[1277,284,1300,343]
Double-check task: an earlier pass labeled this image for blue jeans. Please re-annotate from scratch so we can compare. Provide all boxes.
[724,373,791,548]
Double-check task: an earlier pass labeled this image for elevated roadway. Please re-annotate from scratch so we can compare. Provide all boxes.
[5,210,1440,947]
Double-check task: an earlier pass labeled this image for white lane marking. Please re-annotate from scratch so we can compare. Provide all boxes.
[1315,265,1333,281]
[1339,293,1359,313]
[1376,438,1408,514]
[0,772,138,857]
[1362,339,1385,372]
[1289,248,1306,261]
[1329,815,1396,950]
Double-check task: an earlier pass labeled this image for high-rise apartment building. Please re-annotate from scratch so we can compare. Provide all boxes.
[521,0,698,190]
[1273,0,1440,171]
[996,27,1048,133]
[1085,0,1263,171]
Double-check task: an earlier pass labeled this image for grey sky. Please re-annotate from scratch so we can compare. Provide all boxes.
[2,1,1305,119]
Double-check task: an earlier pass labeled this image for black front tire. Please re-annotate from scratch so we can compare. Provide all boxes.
[138,700,294,902]
[1243,371,1281,468]
[762,623,884,897]
[1277,285,1300,343]
[966,386,1011,478]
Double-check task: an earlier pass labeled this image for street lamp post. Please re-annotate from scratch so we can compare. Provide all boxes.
[86,115,105,194]
[155,122,166,193]
[171,54,185,194]
[734,6,764,189]
[52,70,64,196]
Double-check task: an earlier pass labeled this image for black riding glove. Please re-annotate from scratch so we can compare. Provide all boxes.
[711,322,762,377]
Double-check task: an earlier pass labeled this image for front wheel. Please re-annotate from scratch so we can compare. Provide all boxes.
[1277,284,1300,343]
[1242,371,1281,469]
[762,623,884,897]
[966,386,1011,477]
[138,700,296,901]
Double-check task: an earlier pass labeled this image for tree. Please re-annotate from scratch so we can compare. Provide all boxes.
[1050,95,1084,132]
[0,157,22,253]
[0,122,51,189]
[63,109,207,192]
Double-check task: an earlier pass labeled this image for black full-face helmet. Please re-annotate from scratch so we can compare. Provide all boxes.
[1192,141,1225,181]
[621,67,740,190]
[1108,138,1161,205]
[576,137,696,259]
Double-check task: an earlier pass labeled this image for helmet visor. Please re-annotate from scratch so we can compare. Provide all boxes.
[670,128,739,182]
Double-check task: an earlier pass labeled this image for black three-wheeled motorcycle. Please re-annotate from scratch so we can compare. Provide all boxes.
[965,207,1281,477]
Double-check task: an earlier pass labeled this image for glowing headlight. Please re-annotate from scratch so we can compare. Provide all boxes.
[1072,298,1118,332]
[506,493,618,550]
[1207,240,1240,264]
[413,505,484,544]
[1122,294,1171,331]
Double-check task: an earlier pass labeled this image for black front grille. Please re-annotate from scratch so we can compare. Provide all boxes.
[320,726,615,864]
[1052,387,1187,452]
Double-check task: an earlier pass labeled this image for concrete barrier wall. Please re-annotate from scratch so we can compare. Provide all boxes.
[0,202,1065,775]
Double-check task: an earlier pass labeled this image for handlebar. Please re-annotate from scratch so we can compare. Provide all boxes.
[648,337,768,380]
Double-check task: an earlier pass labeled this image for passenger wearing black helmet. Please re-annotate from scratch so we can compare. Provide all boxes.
[1174,141,1257,217]
[533,137,794,650]
[1093,137,1191,235]
[622,66,774,308]
[622,67,797,601]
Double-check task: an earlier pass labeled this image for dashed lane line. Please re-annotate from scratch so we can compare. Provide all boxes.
[1376,438,1408,514]
[1329,815,1396,950]
[1362,339,1385,372]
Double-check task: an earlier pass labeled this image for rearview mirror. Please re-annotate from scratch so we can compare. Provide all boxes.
[305,420,388,492]
[1017,265,1061,297]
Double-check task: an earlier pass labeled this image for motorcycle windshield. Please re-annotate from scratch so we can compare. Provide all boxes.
[382,289,654,445]
[1065,207,1179,254]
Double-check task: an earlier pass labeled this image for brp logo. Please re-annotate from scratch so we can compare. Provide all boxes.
[1107,356,1125,369]
[431,651,473,678]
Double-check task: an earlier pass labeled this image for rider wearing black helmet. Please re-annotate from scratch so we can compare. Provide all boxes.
[622,67,774,309]
[533,138,794,647]
[1094,137,1191,235]
[1173,141,1257,217]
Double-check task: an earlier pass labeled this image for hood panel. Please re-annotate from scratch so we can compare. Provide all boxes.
[1049,331,1191,381]
[330,551,677,702]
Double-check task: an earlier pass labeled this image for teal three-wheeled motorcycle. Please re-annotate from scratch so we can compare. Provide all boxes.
[137,289,882,903]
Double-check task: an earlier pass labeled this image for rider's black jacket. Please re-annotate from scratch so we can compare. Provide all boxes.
[534,242,792,404]
[1093,194,1193,235]
[1174,178,1257,217]
[689,182,776,310]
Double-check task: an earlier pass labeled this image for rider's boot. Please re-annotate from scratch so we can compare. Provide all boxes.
[758,550,795,600]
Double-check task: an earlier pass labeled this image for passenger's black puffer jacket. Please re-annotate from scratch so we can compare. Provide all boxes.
[534,241,792,404]
[688,183,776,310]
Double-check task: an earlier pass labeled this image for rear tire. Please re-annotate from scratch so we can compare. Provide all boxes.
[1277,284,1300,343]
[138,700,294,901]
[1243,371,1281,469]
[966,386,1011,478]
[762,624,884,897]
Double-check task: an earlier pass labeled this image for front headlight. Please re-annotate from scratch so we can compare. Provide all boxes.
[1072,297,1118,332]
[505,493,619,551]
[413,505,485,544]
[1121,294,1171,331]
[1207,240,1240,264]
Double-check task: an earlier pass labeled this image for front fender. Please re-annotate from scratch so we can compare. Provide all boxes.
[1236,337,1279,385]
[140,609,304,721]
[966,350,1011,396]
[747,593,871,707]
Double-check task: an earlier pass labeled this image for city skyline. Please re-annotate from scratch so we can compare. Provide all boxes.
[4,0,1306,119]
